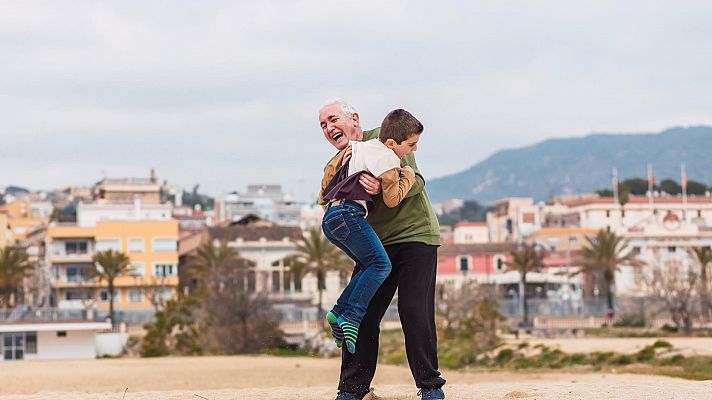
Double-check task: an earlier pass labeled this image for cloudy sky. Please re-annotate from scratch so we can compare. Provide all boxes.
[1,1,711,201]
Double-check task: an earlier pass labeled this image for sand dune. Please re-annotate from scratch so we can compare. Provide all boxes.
[1,355,711,400]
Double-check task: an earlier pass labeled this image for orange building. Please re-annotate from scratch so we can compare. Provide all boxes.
[47,219,179,322]
[0,200,51,243]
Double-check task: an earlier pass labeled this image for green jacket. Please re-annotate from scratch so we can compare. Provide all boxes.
[362,128,440,246]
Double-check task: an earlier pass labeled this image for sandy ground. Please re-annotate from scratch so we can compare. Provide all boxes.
[510,337,712,356]
[2,355,712,400]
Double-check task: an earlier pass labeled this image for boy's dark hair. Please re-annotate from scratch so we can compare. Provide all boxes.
[379,109,423,144]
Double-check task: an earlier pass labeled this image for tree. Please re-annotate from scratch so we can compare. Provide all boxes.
[285,227,351,319]
[621,178,649,195]
[90,250,130,327]
[0,246,33,308]
[646,260,699,334]
[578,229,643,316]
[505,244,544,327]
[689,246,712,320]
[686,180,708,196]
[659,179,681,195]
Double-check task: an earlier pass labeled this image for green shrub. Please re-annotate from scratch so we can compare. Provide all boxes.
[636,346,656,362]
[495,348,514,364]
[611,354,634,365]
[593,351,614,363]
[517,341,530,349]
[652,340,673,349]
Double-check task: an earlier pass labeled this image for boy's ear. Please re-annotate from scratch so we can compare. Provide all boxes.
[384,138,397,148]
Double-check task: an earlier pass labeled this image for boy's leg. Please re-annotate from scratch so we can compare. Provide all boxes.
[334,214,391,353]
[338,252,399,396]
[394,242,446,390]
[339,216,391,326]
[323,212,365,316]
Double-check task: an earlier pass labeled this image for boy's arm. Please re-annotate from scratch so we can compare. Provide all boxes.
[317,149,347,207]
[378,167,416,208]
[401,152,425,198]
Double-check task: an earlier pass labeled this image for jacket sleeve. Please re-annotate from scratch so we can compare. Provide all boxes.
[317,149,347,207]
[378,167,416,208]
[400,152,425,198]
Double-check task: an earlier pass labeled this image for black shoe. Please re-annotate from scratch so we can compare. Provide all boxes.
[334,391,364,400]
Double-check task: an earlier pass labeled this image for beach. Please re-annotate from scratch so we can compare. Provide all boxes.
[2,355,711,400]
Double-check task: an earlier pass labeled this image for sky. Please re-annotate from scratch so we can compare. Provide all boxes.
[1,1,711,202]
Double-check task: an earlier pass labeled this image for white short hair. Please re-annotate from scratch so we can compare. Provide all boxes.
[319,98,357,118]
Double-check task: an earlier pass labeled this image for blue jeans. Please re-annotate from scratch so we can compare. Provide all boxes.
[322,200,392,326]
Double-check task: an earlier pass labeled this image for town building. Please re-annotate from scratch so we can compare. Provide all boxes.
[452,221,489,244]
[0,199,52,243]
[46,219,179,324]
[0,212,8,248]
[0,309,111,361]
[220,185,301,226]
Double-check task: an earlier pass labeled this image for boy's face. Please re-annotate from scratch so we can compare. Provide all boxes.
[385,133,420,159]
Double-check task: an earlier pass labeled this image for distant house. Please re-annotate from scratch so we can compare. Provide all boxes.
[437,243,515,286]
[0,309,111,361]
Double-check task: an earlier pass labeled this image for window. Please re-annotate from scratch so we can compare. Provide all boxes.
[128,263,145,277]
[272,271,280,292]
[65,241,89,255]
[65,265,91,282]
[495,257,505,271]
[152,238,177,252]
[247,271,256,292]
[667,246,677,254]
[57,331,67,337]
[96,239,121,252]
[606,210,611,218]
[153,263,177,277]
[25,333,37,354]
[14,226,26,234]
[99,289,120,303]
[127,238,145,253]
[569,236,577,245]
[64,288,93,300]
[283,271,291,292]
[632,247,641,255]
[128,288,143,303]
[294,272,302,292]
[458,256,470,272]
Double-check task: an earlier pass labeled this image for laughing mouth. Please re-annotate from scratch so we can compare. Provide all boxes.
[331,132,344,142]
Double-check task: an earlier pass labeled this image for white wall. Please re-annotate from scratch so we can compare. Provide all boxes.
[26,330,97,360]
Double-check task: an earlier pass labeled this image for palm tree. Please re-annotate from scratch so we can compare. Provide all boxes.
[285,227,351,319]
[90,250,130,327]
[689,246,712,320]
[578,229,642,317]
[0,246,33,308]
[184,240,241,295]
[506,243,544,327]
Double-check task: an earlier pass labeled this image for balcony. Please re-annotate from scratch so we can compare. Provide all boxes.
[0,307,89,324]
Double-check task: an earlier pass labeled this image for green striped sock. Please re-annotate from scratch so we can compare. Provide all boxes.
[326,311,343,348]
[337,316,359,354]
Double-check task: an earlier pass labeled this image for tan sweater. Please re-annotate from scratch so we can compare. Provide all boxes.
[319,140,415,209]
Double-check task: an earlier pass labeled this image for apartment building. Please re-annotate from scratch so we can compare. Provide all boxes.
[47,219,179,323]
[220,185,301,226]
[0,213,8,248]
[0,199,52,243]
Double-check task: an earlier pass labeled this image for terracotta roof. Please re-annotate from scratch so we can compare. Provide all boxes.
[439,242,517,256]
[562,195,712,207]
[208,224,303,242]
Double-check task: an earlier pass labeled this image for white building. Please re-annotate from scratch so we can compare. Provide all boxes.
[452,221,489,244]
[0,309,111,361]
[221,185,301,226]
[77,201,172,227]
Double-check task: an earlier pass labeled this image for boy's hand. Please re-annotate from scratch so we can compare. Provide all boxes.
[359,174,381,195]
[341,145,353,167]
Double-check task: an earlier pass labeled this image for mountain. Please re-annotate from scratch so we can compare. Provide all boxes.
[427,126,712,203]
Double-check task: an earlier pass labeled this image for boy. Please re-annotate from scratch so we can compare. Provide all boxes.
[320,109,422,353]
